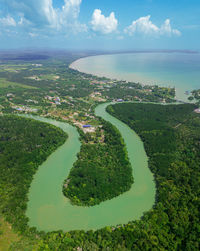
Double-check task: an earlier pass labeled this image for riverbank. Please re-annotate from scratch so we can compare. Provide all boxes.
[25,102,155,232]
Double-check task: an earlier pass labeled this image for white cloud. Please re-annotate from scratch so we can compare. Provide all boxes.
[58,0,87,33]
[38,0,84,29]
[40,0,83,28]
[124,15,181,37]
[0,15,16,27]
[5,0,86,32]
[41,0,58,28]
[61,0,82,21]
[160,19,181,36]
[91,9,118,34]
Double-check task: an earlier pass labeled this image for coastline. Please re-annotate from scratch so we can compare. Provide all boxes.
[69,53,199,102]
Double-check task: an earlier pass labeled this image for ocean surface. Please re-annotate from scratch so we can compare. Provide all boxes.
[70,52,200,101]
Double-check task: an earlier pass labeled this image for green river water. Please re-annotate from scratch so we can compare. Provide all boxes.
[26,102,155,232]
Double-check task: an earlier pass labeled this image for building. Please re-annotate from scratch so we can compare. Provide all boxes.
[194,108,200,114]
[83,125,92,128]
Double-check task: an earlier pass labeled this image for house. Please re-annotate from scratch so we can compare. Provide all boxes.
[194,108,200,114]
[55,97,60,102]
[83,125,92,128]
[7,93,14,97]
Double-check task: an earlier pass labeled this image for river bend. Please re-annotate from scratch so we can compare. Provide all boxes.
[25,103,155,231]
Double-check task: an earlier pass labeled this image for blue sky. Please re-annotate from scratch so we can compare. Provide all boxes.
[0,0,200,50]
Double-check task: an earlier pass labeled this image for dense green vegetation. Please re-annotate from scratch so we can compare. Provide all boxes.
[104,103,200,250]
[63,120,133,206]
[0,115,67,235]
[1,102,200,250]
[104,82,175,102]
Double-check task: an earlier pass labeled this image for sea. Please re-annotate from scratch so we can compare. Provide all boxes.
[70,52,200,101]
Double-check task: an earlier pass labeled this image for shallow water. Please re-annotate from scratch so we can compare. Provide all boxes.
[25,103,155,232]
[70,53,200,101]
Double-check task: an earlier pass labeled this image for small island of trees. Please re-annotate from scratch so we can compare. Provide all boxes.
[63,120,133,206]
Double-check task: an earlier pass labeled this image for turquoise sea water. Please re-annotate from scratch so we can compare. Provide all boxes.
[70,53,200,101]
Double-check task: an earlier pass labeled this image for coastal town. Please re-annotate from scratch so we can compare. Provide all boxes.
[0,60,181,141]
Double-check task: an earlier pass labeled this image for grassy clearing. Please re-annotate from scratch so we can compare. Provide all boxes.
[0,64,33,72]
[0,216,19,251]
[0,78,36,89]
[39,74,60,81]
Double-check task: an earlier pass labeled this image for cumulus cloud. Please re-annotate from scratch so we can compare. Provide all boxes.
[91,9,118,34]
[124,15,181,37]
[41,0,58,27]
[61,0,82,21]
[0,15,16,27]
[59,0,88,33]
[160,19,181,36]
[4,0,85,32]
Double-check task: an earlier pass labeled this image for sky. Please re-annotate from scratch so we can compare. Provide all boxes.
[0,0,200,51]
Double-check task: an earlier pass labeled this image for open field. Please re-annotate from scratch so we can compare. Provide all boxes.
[0,216,19,251]
[0,78,36,89]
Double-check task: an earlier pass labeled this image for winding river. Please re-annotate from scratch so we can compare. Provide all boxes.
[26,102,155,232]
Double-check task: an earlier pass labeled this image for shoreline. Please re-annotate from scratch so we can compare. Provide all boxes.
[69,53,197,103]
